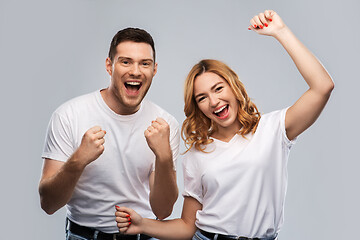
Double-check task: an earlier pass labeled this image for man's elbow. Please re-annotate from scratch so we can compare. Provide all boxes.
[152,191,179,220]
[154,207,173,220]
[40,198,57,215]
[39,186,59,215]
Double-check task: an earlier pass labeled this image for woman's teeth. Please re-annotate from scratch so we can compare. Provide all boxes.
[214,105,227,114]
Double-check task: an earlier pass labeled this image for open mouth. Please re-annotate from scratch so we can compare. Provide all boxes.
[125,81,142,93]
[213,104,229,119]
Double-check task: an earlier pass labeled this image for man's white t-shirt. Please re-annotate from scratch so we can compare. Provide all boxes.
[42,90,180,233]
[183,108,295,238]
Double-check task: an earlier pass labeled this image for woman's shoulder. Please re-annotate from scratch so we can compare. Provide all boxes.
[259,108,288,125]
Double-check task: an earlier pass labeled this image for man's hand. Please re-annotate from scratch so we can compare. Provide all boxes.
[144,118,171,159]
[74,126,106,166]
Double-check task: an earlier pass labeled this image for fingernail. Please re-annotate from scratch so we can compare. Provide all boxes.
[129,222,132,225]
[264,23,268,27]
[115,205,119,208]
[248,27,251,30]
[126,214,130,217]
[254,25,257,28]
[104,130,107,134]
[269,19,272,22]
[259,25,263,29]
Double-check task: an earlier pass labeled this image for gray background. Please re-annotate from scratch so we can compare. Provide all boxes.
[1,0,359,239]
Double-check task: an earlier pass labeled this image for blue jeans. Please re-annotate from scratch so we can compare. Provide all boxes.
[192,230,278,240]
[66,230,158,240]
[66,230,88,240]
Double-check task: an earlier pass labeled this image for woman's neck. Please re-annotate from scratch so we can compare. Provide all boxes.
[211,123,241,143]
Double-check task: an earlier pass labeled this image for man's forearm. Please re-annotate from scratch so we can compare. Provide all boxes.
[39,155,86,214]
[150,153,178,220]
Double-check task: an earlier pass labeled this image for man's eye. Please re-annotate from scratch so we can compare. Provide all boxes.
[121,60,130,65]
[142,62,151,67]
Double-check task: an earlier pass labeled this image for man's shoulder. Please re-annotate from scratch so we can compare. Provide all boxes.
[142,99,179,126]
[53,90,98,115]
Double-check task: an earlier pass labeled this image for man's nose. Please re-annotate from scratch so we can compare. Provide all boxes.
[129,63,141,76]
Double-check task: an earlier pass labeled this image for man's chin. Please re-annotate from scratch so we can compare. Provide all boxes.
[120,98,144,113]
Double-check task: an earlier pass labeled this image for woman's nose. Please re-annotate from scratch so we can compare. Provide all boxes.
[209,95,219,108]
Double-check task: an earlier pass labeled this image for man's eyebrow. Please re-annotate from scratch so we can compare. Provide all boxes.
[117,56,154,62]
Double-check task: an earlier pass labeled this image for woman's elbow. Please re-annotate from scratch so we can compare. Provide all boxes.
[326,78,335,94]
[318,77,334,96]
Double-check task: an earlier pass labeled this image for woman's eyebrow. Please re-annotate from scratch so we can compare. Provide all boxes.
[194,82,223,99]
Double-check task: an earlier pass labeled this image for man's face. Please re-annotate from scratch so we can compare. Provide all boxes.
[106,41,157,115]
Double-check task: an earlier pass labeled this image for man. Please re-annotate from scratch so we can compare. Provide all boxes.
[39,28,180,240]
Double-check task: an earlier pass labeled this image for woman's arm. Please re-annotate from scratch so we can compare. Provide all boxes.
[116,196,202,240]
[249,10,334,140]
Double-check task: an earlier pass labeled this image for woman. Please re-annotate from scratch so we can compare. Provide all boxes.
[115,10,334,240]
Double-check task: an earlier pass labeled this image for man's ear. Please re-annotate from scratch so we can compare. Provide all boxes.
[153,62,158,76]
[105,57,113,76]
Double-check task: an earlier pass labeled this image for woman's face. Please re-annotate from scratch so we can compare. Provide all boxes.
[193,72,241,133]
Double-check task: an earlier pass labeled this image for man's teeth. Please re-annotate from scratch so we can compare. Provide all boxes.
[214,105,227,114]
[127,82,141,86]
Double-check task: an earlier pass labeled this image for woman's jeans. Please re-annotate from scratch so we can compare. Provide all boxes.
[192,230,278,240]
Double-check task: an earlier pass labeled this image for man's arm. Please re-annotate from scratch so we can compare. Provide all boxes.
[39,126,106,214]
[145,118,179,220]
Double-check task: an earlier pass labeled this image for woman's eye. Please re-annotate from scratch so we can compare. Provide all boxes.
[215,86,223,92]
[198,97,205,102]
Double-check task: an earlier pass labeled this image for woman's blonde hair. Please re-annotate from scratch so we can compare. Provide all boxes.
[181,59,261,152]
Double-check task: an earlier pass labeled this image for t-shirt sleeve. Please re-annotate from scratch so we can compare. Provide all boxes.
[169,118,180,171]
[280,107,297,149]
[41,111,74,162]
[182,154,203,204]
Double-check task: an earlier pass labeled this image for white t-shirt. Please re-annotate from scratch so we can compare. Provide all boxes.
[42,90,180,233]
[182,108,296,238]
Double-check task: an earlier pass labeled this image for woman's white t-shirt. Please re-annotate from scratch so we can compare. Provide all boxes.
[182,108,296,238]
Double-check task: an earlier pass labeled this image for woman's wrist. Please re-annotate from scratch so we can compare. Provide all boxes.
[273,25,292,41]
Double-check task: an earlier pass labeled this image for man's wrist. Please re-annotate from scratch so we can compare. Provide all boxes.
[154,146,172,163]
[67,151,88,172]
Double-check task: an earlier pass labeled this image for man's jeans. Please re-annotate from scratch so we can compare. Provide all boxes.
[66,229,158,240]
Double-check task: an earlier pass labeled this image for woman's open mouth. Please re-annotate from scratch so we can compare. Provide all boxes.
[213,104,229,119]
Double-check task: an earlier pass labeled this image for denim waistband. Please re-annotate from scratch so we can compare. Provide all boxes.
[196,229,277,240]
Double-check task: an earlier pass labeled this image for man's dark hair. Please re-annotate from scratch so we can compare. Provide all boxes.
[108,27,156,62]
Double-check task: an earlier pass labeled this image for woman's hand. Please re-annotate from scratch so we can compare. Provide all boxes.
[248,10,286,37]
[115,206,143,235]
